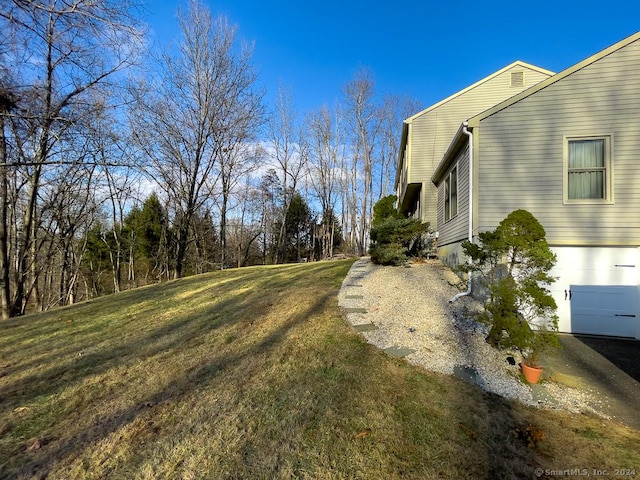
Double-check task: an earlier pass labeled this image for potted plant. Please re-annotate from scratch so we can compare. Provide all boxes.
[521,326,561,384]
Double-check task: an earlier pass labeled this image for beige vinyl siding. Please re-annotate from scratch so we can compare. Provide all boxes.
[476,38,640,245]
[437,145,470,246]
[408,65,551,227]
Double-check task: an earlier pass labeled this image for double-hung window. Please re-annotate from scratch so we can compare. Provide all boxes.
[444,166,458,222]
[564,135,612,203]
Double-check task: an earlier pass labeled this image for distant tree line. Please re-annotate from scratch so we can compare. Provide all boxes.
[0,0,419,318]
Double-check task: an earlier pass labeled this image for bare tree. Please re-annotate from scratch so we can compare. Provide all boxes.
[306,105,344,259]
[266,86,307,263]
[377,95,422,199]
[0,0,144,317]
[257,169,281,263]
[226,176,263,267]
[210,41,265,269]
[0,31,14,318]
[343,68,380,255]
[0,90,16,319]
[38,162,97,309]
[216,143,264,269]
[85,105,140,293]
[132,1,263,276]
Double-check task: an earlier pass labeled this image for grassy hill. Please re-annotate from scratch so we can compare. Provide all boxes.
[1,260,639,479]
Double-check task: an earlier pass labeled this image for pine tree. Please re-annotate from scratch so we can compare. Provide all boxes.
[461,209,559,351]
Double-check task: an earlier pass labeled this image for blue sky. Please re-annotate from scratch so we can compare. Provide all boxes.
[146,1,640,115]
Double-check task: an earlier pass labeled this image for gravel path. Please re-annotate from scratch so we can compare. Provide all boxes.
[338,257,609,417]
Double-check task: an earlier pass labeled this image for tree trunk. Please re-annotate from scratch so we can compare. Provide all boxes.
[0,114,10,320]
[174,221,189,279]
[12,164,43,316]
[220,189,228,269]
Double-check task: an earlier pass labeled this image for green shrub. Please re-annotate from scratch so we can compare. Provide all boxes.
[370,242,407,266]
[372,195,403,226]
[482,276,534,349]
[462,209,560,358]
[369,196,429,266]
[369,217,429,266]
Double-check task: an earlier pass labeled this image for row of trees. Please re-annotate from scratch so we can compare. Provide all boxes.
[0,0,419,318]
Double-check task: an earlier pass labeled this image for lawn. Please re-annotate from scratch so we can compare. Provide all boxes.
[1,259,639,479]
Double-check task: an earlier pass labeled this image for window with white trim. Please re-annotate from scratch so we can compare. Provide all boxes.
[444,166,458,221]
[564,135,612,203]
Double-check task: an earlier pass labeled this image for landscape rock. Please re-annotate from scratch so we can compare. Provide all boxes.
[339,257,606,418]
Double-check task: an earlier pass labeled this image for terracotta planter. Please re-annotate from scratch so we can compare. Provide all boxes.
[521,363,543,384]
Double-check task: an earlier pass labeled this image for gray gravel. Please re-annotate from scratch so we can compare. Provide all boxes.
[338,257,608,417]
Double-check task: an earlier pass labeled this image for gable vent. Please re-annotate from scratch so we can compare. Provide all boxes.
[511,71,525,87]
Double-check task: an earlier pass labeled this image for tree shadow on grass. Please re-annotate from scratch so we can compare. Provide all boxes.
[1,264,348,479]
[0,273,256,392]
[0,261,321,389]
[0,264,358,476]
[428,268,545,478]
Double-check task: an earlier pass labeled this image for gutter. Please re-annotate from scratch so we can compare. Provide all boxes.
[394,122,409,191]
[450,122,473,303]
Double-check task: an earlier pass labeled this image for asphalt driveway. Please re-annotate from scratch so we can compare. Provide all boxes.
[540,334,640,431]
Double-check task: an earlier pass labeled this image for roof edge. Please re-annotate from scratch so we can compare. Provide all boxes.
[468,30,640,126]
[431,123,468,185]
[405,61,555,124]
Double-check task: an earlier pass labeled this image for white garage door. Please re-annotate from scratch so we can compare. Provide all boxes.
[570,285,639,338]
[549,247,640,338]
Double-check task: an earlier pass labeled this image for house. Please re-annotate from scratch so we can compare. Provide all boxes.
[432,31,640,339]
[394,62,554,229]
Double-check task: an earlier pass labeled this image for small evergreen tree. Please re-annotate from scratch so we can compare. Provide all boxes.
[83,222,112,297]
[461,209,559,355]
[372,194,403,226]
[369,195,428,266]
[273,193,312,263]
[124,193,171,282]
[131,193,166,261]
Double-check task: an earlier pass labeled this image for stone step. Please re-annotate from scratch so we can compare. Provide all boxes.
[383,346,416,358]
[529,383,560,407]
[353,323,379,333]
[453,365,481,386]
[343,307,367,314]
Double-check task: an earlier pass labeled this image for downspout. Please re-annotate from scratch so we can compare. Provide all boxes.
[450,121,473,303]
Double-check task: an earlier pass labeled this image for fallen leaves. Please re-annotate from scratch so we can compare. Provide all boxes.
[355,428,372,439]
[458,422,478,440]
[513,424,545,448]
[27,439,43,451]
[26,437,55,452]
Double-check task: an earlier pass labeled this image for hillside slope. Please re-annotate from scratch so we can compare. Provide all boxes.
[1,260,639,479]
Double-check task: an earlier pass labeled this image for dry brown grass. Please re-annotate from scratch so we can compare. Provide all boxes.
[1,260,639,479]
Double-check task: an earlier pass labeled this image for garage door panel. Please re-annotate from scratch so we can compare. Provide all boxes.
[570,285,638,338]
[600,317,637,338]
[550,247,639,286]
[570,310,600,335]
